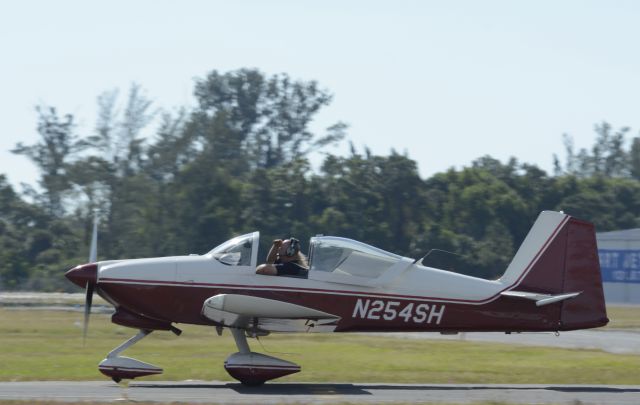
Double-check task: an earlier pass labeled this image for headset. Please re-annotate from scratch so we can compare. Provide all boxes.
[285,237,300,257]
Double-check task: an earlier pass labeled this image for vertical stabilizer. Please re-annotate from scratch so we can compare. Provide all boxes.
[499,211,569,288]
[499,211,608,330]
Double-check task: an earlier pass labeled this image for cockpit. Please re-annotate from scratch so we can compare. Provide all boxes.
[206,232,413,286]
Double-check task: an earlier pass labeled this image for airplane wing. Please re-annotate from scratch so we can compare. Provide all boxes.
[201,294,341,333]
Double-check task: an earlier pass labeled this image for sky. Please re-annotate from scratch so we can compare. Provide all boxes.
[2,0,640,189]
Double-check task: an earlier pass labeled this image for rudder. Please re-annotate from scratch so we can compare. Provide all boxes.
[559,217,608,330]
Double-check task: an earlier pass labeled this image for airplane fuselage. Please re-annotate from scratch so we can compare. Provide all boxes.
[95,270,600,334]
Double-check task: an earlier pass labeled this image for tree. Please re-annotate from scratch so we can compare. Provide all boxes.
[65,84,157,258]
[0,174,82,290]
[192,69,346,169]
[87,83,155,177]
[555,122,633,178]
[12,106,86,216]
[629,137,640,180]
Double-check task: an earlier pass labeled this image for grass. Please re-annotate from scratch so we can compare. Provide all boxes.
[0,308,638,385]
[605,305,640,329]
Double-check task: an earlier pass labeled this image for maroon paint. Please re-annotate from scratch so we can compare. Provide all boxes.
[97,284,597,334]
[111,307,174,331]
[224,363,300,385]
[65,263,97,288]
[560,218,608,329]
[517,220,568,293]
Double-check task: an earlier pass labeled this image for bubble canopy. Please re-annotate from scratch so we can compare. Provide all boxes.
[308,236,407,280]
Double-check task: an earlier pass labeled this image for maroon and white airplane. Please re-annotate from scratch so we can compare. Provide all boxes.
[65,211,608,386]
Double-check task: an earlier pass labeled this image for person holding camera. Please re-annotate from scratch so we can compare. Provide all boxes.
[256,238,308,278]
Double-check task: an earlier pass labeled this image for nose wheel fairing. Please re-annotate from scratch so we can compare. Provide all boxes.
[98,356,163,382]
[98,329,163,383]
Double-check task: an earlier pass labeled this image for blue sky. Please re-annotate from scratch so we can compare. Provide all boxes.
[2,0,640,188]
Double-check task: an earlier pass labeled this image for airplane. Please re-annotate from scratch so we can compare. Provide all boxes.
[65,211,609,386]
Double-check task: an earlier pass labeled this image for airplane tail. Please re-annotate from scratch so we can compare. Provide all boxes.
[498,211,608,330]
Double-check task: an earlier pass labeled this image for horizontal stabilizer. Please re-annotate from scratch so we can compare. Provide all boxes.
[500,290,581,307]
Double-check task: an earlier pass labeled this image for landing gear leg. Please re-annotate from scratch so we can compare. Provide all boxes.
[230,328,251,354]
[107,329,152,358]
[224,328,301,386]
[98,329,163,382]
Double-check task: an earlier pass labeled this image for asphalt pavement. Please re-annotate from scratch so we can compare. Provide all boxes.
[0,381,639,404]
[373,328,640,354]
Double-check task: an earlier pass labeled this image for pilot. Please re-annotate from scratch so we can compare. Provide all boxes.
[256,238,308,278]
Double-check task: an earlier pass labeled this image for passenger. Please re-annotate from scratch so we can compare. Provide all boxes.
[256,238,308,278]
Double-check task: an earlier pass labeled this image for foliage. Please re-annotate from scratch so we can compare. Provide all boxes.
[2,69,640,289]
[554,121,640,179]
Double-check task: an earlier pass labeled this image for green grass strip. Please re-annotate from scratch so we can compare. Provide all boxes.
[0,309,638,384]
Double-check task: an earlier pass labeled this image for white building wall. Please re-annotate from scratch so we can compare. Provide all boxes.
[603,283,640,304]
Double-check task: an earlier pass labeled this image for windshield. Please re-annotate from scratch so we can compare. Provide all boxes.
[208,232,258,266]
[309,236,402,279]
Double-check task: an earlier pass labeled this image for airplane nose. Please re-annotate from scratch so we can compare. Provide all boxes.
[65,263,98,288]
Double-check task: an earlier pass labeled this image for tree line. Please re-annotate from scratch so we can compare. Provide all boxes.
[2,68,640,291]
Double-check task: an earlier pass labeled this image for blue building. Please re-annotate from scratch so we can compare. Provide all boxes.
[596,229,640,304]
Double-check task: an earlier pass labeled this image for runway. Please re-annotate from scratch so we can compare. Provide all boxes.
[0,381,639,404]
[375,328,640,354]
